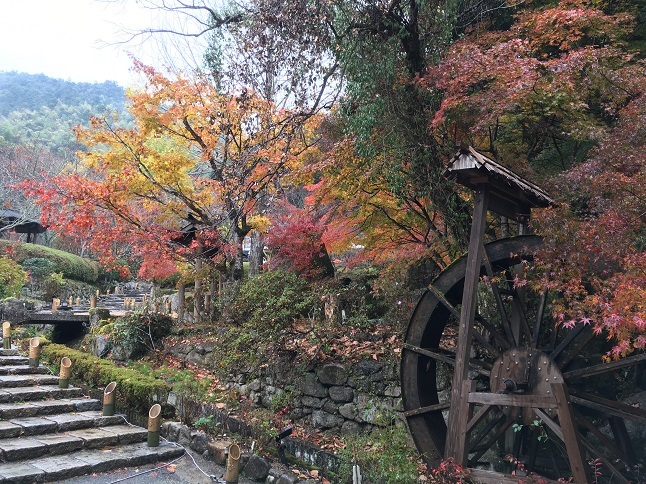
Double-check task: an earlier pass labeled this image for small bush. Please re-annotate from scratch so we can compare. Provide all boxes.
[41,343,169,413]
[229,270,318,329]
[21,257,56,278]
[0,257,28,298]
[110,310,174,358]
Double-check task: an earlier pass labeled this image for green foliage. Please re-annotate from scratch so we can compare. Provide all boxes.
[21,257,56,278]
[0,241,98,283]
[41,343,169,413]
[338,418,419,483]
[229,270,318,329]
[0,256,28,298]
[110,310,174,358]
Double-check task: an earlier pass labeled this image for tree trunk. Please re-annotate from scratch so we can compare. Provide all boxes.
[248,231,264,277]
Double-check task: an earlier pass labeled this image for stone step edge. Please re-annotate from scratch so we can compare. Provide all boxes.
[0,411,128,438]
[0,398,102,419]
[0,441,185,482]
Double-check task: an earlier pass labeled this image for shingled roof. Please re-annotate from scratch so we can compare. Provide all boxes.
[445,146,556,220]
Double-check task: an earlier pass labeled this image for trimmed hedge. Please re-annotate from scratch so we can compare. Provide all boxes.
[0,241,99,283]
[41,343,169,413]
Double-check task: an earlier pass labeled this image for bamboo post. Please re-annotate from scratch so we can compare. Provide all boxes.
[147,403,162,447]
[90,295,97,309]
[225,443,241,483]
[52,298,60,312]
[68,296,73,306]
[59,357,72,388]
[2,322,10,349]
[96,289,100,297]
[123,297,129,309]
[103,381,117,416]
[28,338,41,368]
[75,296,80,306]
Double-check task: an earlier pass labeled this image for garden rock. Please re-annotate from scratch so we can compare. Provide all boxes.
[317,363,347,386]
[328,386,353,402]
[311,410,344,429]
[243,454,270,481]
[190,430,210,454]
[300,373,327,397]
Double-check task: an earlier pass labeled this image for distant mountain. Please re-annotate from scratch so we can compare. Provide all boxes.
[0,71,126,117]
[0,71,130,156]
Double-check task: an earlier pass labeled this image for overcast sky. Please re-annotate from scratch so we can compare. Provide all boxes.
[0,0,207,87]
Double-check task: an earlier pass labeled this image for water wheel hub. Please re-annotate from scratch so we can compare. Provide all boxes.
[490,348,563,422]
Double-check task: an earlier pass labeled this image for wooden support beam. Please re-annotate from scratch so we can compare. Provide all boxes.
[468,392,557,408]
[446,185,490,462]
[551,383,591,483]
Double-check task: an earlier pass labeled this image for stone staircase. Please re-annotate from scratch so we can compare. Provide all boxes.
[0,348,184,482]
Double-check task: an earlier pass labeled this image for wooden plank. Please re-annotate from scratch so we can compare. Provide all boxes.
[468,392,557,408]
[445,186,490,463]
[403,401,450,418]
[569,390,646,424]
[579,434,631,484]
[454,379,476,465]
[552,383,591,483]
[427,284,461,319]
[533,288,548,348]
[533,408,563,441]
[563,352,646,380]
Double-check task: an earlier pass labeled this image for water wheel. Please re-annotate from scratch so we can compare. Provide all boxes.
[401,235,646,482]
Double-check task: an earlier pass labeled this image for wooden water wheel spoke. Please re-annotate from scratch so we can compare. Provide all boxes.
[481,245,517,346]
[474,314,511,350]
[532,288,548,348]
[579,436,631,484]
[402,343,491,375]
[403,401,450,418]
[569,390,646,424]
[563,352,646,380]
[402,236,644,483]
[572,407,633,466]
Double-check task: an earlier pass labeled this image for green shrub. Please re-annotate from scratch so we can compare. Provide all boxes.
[110,310,174,357]
[229,270,318,329]
[0,241,98,283]
[41,343,169,413]
[0,257,28,298]
[21,257,56,278]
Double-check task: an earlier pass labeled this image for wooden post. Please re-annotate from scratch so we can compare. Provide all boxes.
[2,322,10,349]
[552,383,591,483]
[75,296,80,306]
[194,248,203,321]
[90,295,97,309]
[59,357,72,388]
[103,381,117,416]
[147,404,162,447]
[445,185,490,463]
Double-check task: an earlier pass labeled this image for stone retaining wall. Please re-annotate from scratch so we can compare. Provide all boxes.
[163,341,403,435]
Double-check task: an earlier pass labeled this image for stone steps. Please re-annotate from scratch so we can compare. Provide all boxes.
[0,348,184,482]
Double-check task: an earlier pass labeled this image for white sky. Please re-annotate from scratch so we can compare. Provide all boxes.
[0,0,207,87]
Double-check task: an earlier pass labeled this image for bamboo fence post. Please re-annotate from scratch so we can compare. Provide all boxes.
[103,381,117,416]
[2,322,10,349]
[225,443,241,483]
[147,404,162,447]
[59,357,72,388]
[90,295,97,309]
[28,338,41,368]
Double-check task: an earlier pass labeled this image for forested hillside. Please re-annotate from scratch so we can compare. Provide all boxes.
[0,71,128,156]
